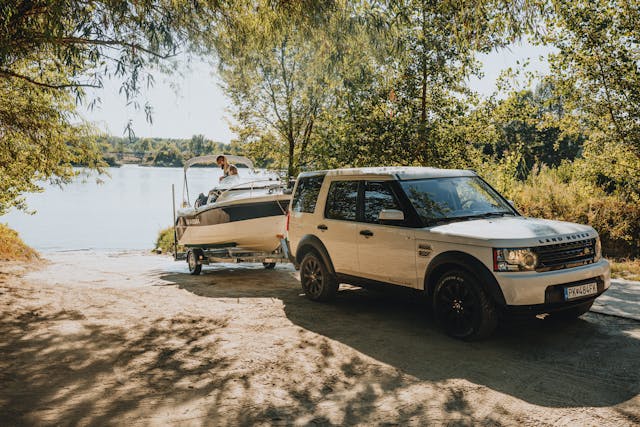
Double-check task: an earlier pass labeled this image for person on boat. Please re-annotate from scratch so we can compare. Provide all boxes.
[216,155,235,181]
[228,165,238,176]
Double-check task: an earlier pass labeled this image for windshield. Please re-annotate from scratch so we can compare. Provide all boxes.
[400,177,516,225]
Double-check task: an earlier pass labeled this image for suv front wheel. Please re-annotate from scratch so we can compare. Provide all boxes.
[300,252,338,302]
[433,269,497,340]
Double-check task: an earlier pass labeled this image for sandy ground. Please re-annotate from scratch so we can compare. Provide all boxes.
[1,251,639,426]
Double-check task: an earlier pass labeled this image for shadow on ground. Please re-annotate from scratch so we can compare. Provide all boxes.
[164,266,640,412]
[0,308,232,425]
[1,263,638,425]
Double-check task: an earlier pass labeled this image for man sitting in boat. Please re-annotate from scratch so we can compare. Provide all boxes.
[216,155,236,182]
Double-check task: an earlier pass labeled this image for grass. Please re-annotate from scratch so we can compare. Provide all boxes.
[0,223,39,261]
[610,259,640,281]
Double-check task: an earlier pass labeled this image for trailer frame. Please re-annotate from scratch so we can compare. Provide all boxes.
[175,238,293,275]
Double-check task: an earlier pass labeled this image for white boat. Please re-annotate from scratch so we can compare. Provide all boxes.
[175,155,291,252]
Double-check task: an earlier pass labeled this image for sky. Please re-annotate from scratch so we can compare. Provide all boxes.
[81,41,552,144]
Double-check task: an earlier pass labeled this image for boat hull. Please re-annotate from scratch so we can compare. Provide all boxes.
[176,198,289,253]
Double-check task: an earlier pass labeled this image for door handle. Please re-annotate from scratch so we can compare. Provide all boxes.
[360,229,374,237]
[317,224,328,230]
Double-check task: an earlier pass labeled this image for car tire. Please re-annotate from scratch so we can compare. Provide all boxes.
[187,249,202,276]
[549,301,594,321]
[432,269,497,340]
[300,251,338,302]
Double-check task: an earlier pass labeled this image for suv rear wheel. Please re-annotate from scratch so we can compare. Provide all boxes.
[300,252,338,301]
[433,270,497,340]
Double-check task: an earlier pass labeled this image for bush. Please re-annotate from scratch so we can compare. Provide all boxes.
[0,224,39,261]
[483,164,640,258]
[154,226,182,254]
[152,144,184,167]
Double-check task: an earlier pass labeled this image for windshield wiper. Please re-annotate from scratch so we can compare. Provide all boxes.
[425,211,514,226]
[475,211,514,218]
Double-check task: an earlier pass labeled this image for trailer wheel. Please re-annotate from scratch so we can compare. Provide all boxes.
[263,262,276,269]
[187,250,202,275]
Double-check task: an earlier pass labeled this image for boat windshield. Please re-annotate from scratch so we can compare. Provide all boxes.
[399,176,516,226]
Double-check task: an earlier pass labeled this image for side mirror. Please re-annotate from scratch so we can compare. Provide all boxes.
[378,209,404,222]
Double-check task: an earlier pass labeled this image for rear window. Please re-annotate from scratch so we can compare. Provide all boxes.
[325,181,359,221]
[291,174,325,213]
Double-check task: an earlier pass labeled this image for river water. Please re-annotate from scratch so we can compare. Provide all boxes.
[1,165,257,251]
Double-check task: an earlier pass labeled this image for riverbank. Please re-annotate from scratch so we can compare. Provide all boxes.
[0,224,39,261]
[1,250,638,425]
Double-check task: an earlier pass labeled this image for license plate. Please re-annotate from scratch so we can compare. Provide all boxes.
[564,282,598,300]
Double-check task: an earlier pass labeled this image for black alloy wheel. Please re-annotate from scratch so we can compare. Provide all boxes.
[300,252,338,302]
[433,270,497,340]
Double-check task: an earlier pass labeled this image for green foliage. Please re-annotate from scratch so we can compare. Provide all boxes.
[209,0,351,176]
[543,0,640,154]
[0,0,222,214]
[210,0,541,173]
[0,64,105,214]
[482,162,640,258]
[0,0,218,100]
[189,135,206,157]
[93,135,234,167]
[152,143,184,167]
[154,226,181,254]
[473,79,585,179]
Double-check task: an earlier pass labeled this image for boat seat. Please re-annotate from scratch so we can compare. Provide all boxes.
[194,193,208,208]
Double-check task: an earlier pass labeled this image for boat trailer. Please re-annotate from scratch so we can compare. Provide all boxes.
[175,239,293,276]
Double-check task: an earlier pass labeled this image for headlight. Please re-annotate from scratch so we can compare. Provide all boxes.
[594,236,602,262]
[493,248,538,272]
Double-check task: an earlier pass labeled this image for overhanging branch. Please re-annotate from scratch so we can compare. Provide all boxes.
[0,68,102,89]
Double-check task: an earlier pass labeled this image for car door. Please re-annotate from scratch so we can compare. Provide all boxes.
[288,173,326,255]
[356,180,417,288]
[317,179,360,276]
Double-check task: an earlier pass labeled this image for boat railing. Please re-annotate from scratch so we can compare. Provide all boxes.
[214,178,284,201]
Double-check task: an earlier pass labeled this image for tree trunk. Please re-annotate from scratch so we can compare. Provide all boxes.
[420,0,428,126]
[288,139,295,178]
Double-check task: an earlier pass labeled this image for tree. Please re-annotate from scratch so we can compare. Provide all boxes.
[307,0,541,169]
[537,0,640,199]
[152,143,184,167]
[0,0,219,213]
[189,134,206,157]
[0,64,103,214]
[472,79,584,178]
[543,0,640,154]
[1,0,218,98]
[209,1,374,176]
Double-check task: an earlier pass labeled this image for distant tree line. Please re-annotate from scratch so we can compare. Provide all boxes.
[95,134,238,167]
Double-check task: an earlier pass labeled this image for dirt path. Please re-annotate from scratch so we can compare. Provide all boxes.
[1,251,639,426]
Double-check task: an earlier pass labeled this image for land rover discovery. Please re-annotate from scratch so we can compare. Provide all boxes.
[286,167,610,340]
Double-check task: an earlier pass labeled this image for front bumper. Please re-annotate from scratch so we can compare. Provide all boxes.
[495,258,610,306]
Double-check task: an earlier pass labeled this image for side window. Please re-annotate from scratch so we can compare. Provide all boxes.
[363,181,402,224]
[291,174,325,213]
[325,181,359,221]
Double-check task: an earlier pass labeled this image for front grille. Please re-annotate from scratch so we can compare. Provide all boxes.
[535,238,596,272]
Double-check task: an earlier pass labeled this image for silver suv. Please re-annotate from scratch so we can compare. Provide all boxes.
[286,167,610,339]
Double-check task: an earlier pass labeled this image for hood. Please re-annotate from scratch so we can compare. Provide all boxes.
[425,216,596,248]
